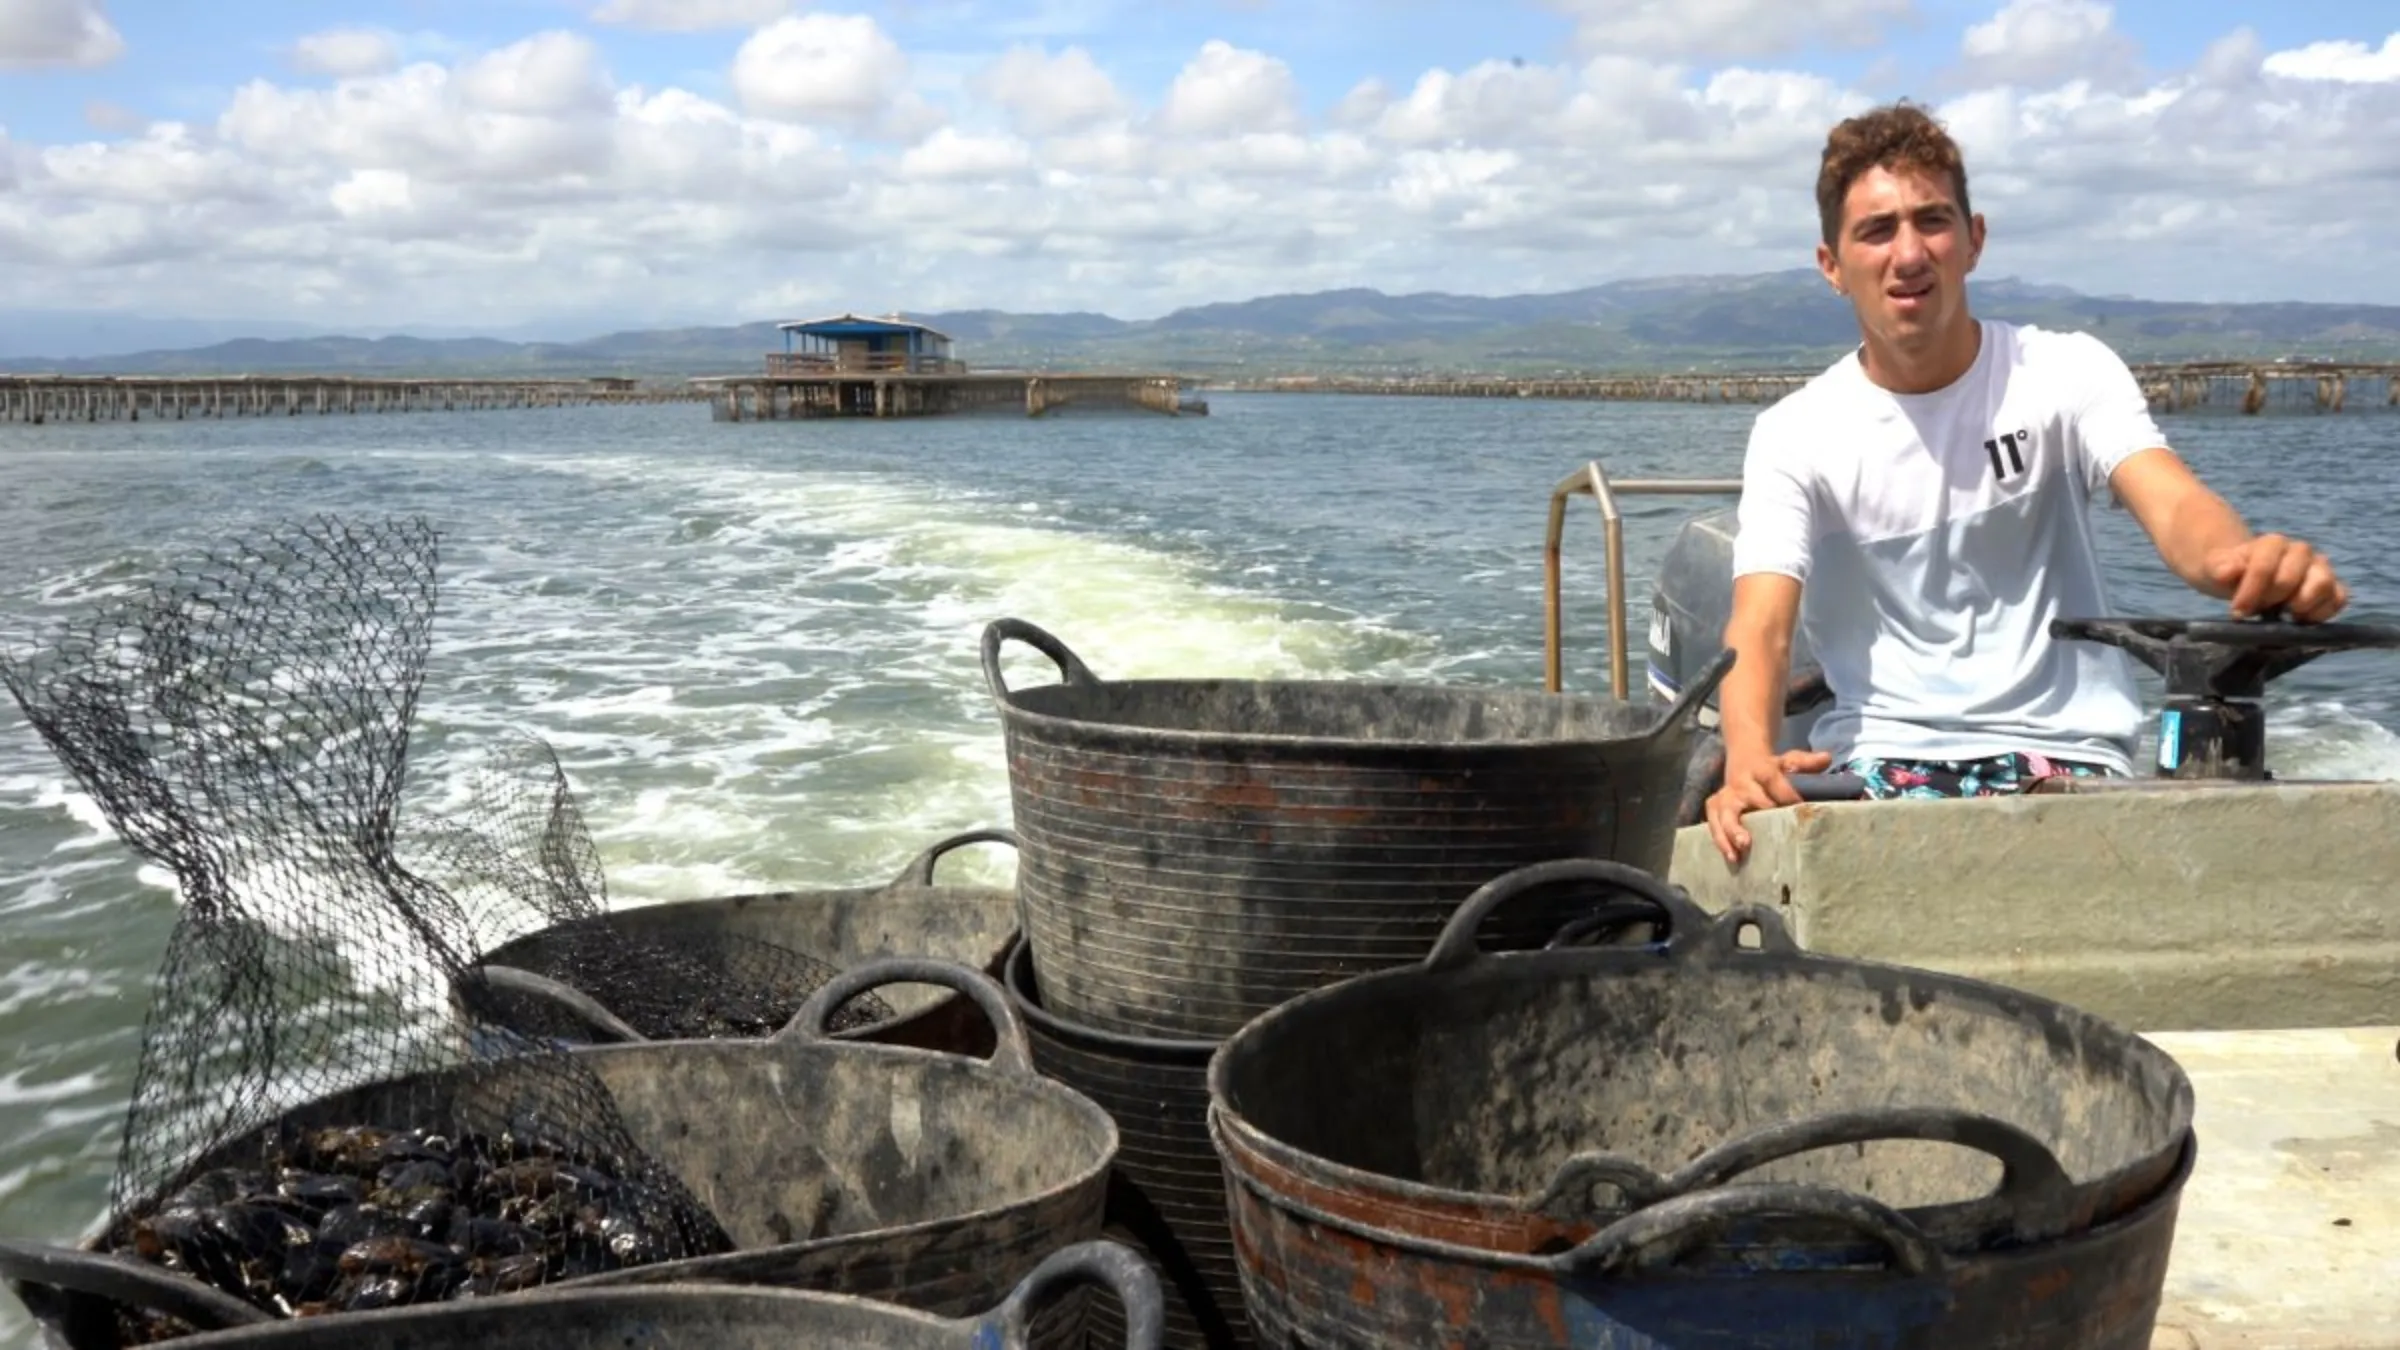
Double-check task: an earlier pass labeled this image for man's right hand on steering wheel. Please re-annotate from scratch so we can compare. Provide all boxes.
[1706,746,1834,868]
[2204,533,2348,623]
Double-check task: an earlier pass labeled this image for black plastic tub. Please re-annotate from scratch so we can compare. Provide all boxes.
[982,617,1729,1039]
[7,958,1116,1349]
[1002,939,1250,1350]
[1206,859,2198,1348]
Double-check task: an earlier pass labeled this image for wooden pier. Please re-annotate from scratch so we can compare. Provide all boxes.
[1225,361,2400,414]
[0,375,696,424]
[695,372,1197,420]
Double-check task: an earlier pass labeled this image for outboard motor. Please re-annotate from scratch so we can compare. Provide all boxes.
[1646,510,1832,734]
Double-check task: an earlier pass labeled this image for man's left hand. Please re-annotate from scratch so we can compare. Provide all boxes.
[2203,533,2348,623]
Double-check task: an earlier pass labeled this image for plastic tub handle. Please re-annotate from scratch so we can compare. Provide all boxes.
[1699,903,1803,959]
[459,964,651,1044]
[0,1238,275,1332]
[1423,858,1708,974]
[891,827,1019,890]
[1645,647,1737,738]
[782,955,1037,1075]
[1561,1182,1946,1277]
[981,618,1100,705]
[1534,1106,2077,1243]
[995,1238,1166,1350]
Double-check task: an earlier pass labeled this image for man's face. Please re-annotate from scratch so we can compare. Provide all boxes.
[1816,162,1985,354]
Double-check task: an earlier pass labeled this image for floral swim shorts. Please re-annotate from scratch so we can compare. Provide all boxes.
[1841,751,2118,800]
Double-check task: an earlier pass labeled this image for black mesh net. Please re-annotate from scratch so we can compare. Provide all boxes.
[408,740,896,1046]
[399,732,612,957]
[0,516,788,1339]
[464,919,894,1043]
[401,732,918,1048]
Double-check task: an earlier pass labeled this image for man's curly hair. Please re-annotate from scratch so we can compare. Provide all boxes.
[1817,101,1973,249]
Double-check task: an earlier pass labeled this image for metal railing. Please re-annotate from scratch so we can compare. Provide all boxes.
[764,353,968,376]
[1542,460,1742,699]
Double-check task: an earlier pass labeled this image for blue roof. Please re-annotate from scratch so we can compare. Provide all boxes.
[777,313,952,341]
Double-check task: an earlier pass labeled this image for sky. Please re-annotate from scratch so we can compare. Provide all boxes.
[2,0,2398,336]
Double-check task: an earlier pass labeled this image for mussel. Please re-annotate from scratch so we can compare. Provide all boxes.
[105,1122,700,1338]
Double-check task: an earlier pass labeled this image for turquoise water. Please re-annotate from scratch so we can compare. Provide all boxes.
[1,393,2395,1340]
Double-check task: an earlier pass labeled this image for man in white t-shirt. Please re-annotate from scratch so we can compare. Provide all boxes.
[1704,101,2350,867]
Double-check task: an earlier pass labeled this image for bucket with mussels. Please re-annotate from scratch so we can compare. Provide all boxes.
[1,958,1117,1349]
[0,519,1112,1347]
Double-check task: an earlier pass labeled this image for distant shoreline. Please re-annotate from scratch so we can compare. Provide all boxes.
[14,269,2400,380]
[14,353,2400,388]
[9,360,2399,424]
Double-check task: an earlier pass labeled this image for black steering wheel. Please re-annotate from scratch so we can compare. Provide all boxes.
[2052,612,2400,780]
[2049,614,2400,699]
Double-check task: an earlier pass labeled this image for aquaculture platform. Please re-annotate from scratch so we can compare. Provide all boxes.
[692,372,1199,420]
[1229,372,1812,405]
[0,375,694,423]
[2132,361,2400,414]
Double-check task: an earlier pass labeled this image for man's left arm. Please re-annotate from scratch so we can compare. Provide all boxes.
[2107,448,2347,623]
[2071,336,2348,622]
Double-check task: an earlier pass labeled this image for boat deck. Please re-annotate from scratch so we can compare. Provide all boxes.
[2147,1025,2400,1348]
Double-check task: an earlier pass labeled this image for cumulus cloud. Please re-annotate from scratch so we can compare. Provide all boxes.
[1548,0,1914,60]
[1958,0,2139,88]
[590,0,792,31]
[219,33,619,187]
[455,30,613,115]
[899,127,1034,181]
[2264,33,2400,83]
[973,44,1127,135]
[0,0,122,68]
[1328,78,1391,128]
[1156,40,1301,136]
[2193,28,2265,86]
[289,27,401,78]
[731,13,936,138]
[3,12,2400,329]
[1375,61,1571,147]
[329,167,414,219]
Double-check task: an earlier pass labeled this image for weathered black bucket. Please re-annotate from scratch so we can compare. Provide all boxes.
[8,958,1115,1350]
[469,829,1021,1055]
[1206,859,2198,1347]
[1001,939,1251,1350]
[3,1238,1164,1350]
[981,618,1731,1039]
[1216,1126,2195,1349]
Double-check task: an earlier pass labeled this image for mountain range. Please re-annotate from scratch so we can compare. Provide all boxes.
[9,270,2400,379]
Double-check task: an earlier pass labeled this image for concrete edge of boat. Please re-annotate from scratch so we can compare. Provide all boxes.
[1666,782,2400,1033]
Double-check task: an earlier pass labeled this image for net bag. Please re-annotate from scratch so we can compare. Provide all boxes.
[0,517,740,1341]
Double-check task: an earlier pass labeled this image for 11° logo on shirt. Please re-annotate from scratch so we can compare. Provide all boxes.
[1983,427,2032,483]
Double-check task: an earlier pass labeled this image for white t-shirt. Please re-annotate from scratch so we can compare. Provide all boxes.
[1729,319,2164,775]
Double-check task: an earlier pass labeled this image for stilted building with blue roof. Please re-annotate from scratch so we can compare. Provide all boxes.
[770,314,963,376]
[695,309,1198,420]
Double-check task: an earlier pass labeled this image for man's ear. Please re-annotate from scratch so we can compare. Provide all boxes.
[1966,212,1986,273]
[1816,240,1842,295]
